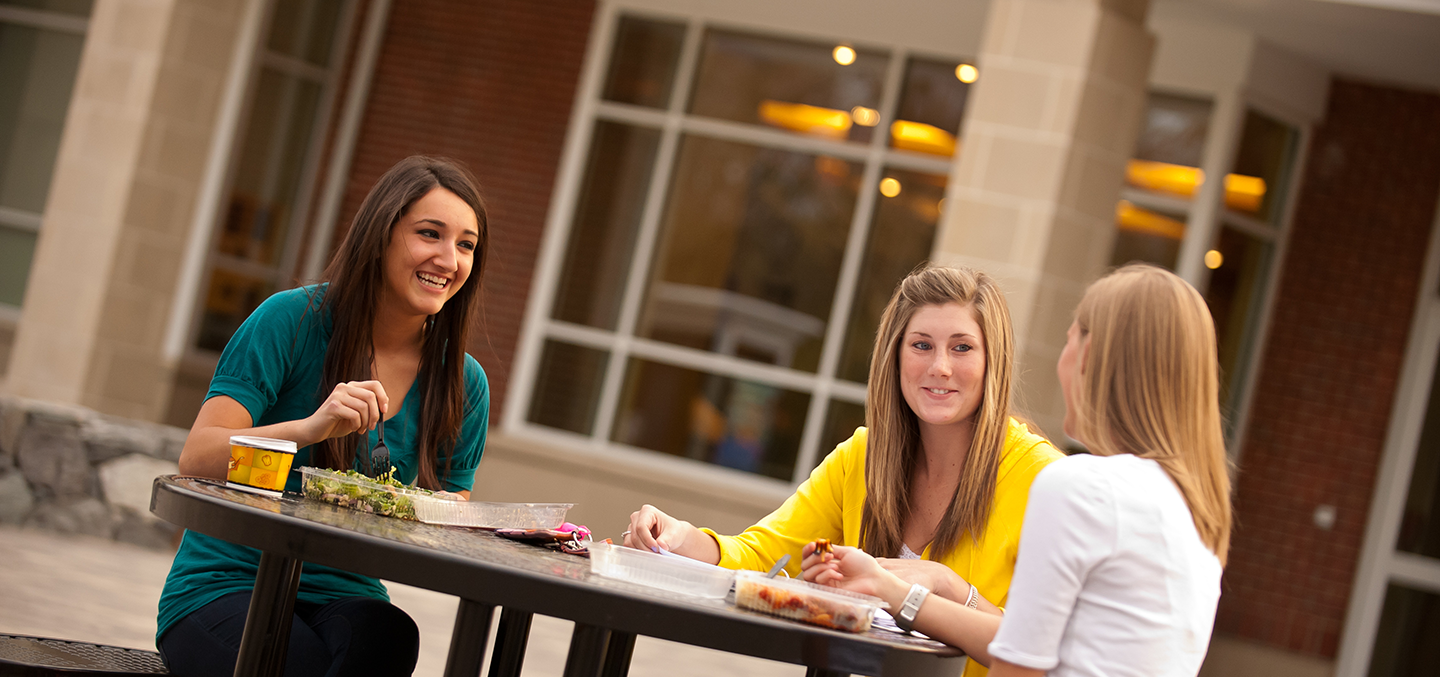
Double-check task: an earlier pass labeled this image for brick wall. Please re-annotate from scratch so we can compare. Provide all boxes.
[339,0,597,422]
[1216,80,1440,656]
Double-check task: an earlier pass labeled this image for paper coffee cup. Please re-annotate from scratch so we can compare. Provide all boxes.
[226,436,298,497]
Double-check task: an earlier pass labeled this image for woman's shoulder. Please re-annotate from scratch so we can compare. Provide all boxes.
[999,417,1065,481]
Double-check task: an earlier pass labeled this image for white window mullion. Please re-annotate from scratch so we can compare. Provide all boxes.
[1389,552,1440,593]
[792,47,908,482]
[589,17,705,445]
[0,206,43,233]
[1176,90,1245,288]
[0,6,87,34]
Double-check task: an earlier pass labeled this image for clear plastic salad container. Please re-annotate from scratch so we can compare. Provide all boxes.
[589,542,735,599]
[301,466,431,520]
[413,499,572,529]
[733,570,887,633]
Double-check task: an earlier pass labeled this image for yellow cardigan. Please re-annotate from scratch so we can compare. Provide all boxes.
[701,418,1062,677]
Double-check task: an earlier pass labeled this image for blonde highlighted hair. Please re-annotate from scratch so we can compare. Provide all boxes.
[861,266,1016,560]
[1070,264,1233,565]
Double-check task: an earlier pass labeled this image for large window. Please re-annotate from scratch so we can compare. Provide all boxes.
[519,14,974,483]
[192,0,351,352]
[0,0,91,310]
[1112,92,1299,444]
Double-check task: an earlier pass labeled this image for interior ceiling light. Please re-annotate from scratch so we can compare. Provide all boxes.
[851,106,880,126]
[758,100,852,139]
[833,46,856,65]
[880,177,902,197]
[1114,199,1186,240]
[1125,159,1267,213]
[890,120,957,156]
[956,64,979,83]
[1204,249,1224,269]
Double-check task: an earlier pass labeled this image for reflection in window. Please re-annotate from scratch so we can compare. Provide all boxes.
[1231,110,1298,222]
[195,0,346,352]
[0,11,86,306]
[890,57,972,156]
[636,136,861,373]
[601,15,685,109]
[1397,345,1440,559]
[613,357,810,480]
[817,398,866,471]
[551,121,662,330]
[1110,201,1185,270]
[689,29,887,144]
[527,340,609,435]
[1366,584,1440,677]
[839,169,946,382]
[1205,225,1272,412]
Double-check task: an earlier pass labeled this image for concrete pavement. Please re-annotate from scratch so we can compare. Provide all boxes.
[0,526,801,677]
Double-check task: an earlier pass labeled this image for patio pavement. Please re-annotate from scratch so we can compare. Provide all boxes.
[0,525,802,677]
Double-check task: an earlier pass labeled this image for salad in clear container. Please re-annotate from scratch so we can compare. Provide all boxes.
[301,467,432,520]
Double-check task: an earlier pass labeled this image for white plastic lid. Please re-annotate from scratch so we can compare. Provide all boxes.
[230,435,298,453]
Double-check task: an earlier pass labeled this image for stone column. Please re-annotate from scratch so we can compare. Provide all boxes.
[934,0,1154,440]
[4,0,251,422]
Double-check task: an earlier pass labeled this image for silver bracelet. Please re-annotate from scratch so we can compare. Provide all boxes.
[965,583,979,609]
[896,583,930,632]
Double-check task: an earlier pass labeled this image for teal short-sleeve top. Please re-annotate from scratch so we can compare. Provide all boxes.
[155,285,489,642]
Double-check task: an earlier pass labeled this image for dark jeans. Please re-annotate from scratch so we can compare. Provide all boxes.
[158,592,419,677]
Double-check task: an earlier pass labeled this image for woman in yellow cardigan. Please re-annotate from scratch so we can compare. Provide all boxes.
[624,265,1062,675]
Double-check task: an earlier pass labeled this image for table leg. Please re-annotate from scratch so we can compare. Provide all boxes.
[599,631,635,677]
[486,608,533,677]
[443,598,495,677]
[561,623,612,677]
[804,669,849,677]
[234,552,302,677]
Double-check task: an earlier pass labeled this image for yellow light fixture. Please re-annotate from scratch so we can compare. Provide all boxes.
[851,106,880,126]
[1114,200,1186,240]
[1125,159,1268,213]
[833,46,856,66]
[1204,249,1224,269]
[758,100,852,139]
[879,177,902,197]
[956,64,979,83]
[890,120,957,156]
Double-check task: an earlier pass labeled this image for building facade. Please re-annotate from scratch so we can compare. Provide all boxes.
[2,0,1438,674]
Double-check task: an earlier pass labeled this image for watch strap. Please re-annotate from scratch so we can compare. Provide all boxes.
[895,583,930,632]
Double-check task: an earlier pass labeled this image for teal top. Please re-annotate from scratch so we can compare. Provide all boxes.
[155,285,489,642]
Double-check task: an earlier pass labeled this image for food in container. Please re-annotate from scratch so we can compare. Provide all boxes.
[733,570,886,633]
[226,436,297,497]
[414,499,572,529]
[301,466,431,519]
[589,542,735,599]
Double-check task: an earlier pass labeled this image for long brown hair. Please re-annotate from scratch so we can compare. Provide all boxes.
[1069,264,1233,564]
[861,265,1016,560]
[315,156,488,490]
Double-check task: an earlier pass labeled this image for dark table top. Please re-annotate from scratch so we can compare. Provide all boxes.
[150,475,965,677]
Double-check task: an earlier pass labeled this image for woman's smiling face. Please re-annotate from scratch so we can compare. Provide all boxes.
[381,186,479,319]
[898,302,987,434]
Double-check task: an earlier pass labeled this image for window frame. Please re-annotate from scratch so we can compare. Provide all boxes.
[505,5,967,489]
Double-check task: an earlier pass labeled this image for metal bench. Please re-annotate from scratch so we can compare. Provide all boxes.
[0,634,168,676]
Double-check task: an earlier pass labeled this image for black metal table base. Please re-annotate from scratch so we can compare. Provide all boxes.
[233,551,302,677]
[443,598,496,677]
[487,608,533,677]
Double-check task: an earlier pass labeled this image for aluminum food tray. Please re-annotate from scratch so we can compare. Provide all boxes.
[589,542,735,599]
[733,570,887,633]
[413,499,572,529]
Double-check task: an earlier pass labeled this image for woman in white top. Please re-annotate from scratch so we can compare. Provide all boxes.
[804,264,1232,677]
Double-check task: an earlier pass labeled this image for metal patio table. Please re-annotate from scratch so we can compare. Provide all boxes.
[149,475,965,677]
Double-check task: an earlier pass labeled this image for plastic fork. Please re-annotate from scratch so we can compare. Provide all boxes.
[370,416,390,479]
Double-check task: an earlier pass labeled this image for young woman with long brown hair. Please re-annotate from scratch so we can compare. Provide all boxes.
[810,264,1232,677]
[156,156,491,676]
[625,265,1063,677]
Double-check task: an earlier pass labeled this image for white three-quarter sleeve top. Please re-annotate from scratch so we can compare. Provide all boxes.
[988,453,1222,677]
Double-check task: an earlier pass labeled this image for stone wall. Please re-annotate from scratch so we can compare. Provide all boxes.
[0,395,186,550]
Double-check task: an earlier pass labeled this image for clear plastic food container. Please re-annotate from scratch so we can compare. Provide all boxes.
[589,542,735,599]
[301,467,431,520]
[413,499,572,529]
[733,570,887,633]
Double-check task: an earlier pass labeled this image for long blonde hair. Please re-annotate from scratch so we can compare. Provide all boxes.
[1070,264,1233,564]
[861,266,1016,560]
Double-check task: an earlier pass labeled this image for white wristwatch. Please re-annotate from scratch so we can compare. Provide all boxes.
[895,583,930,633]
